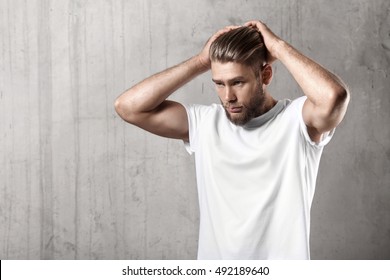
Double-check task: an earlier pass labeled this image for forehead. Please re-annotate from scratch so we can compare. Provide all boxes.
[211,61,256,81]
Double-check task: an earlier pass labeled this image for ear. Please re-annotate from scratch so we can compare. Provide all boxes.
[261,64,273,85]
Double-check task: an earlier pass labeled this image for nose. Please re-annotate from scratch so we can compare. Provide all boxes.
[224,86,237,103]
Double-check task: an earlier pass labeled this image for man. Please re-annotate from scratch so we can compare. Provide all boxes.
[115,20,349,259]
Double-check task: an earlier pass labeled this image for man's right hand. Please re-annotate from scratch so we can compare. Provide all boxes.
[115,24,239,142]
[197,26,240,69]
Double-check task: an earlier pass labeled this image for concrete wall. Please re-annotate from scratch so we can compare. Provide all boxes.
[0,0,389,259]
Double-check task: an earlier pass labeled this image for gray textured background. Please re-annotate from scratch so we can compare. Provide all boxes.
[1,0,389,260]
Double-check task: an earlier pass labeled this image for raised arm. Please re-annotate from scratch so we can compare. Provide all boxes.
[115,26,237,142]
[245,20,350,142]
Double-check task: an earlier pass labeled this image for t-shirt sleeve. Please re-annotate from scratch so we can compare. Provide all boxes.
[295,96,335,147]
[183,104,209,155]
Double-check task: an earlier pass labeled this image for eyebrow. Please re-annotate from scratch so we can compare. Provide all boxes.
[212,76,246,83]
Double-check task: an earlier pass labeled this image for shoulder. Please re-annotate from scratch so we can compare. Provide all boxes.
[276,96,308,123]
[183,103,224,154]
[283,96,306,113]
[184,103,222,114]
[284,96,335,147]
[184,103,224,123]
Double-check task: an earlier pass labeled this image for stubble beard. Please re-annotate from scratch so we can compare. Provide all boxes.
[222,86,266,126]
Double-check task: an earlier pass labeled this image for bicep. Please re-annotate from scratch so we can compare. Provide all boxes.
[302,95,349,142]
[130,100,189,142]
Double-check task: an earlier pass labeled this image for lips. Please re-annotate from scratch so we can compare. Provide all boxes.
[228,106,243,113]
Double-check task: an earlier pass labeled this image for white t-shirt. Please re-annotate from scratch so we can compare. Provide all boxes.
[184,96,334,260]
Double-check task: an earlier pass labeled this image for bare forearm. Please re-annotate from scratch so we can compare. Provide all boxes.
[274,40,348,106]
[245,20,349,137]
[115,55,207,118]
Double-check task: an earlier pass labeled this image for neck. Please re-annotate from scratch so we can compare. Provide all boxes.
[260,91,277,115]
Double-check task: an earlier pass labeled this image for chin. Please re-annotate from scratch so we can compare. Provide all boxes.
[225,111,251,126]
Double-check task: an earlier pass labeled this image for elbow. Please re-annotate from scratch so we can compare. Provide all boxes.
[321,84,350,125]
[114,95,137,124]
[331,83,350,109]
[114,96,125,119]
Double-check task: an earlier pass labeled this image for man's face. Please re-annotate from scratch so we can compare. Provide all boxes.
[211,61,265,126]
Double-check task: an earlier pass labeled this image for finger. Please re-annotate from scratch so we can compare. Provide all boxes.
[244,20,267,32]
[244,20,259,27]
[213,25,240,38]
[223,25,241,32]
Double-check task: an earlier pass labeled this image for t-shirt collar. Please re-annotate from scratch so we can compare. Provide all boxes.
[243,99,289,129]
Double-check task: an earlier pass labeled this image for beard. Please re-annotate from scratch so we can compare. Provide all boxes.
[222,87,266,126]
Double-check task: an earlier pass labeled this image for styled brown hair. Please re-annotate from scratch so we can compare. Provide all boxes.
[209,26,267,76]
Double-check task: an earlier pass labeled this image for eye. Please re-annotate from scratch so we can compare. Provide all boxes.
[233,81,244,86]
[215,82,225,88]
